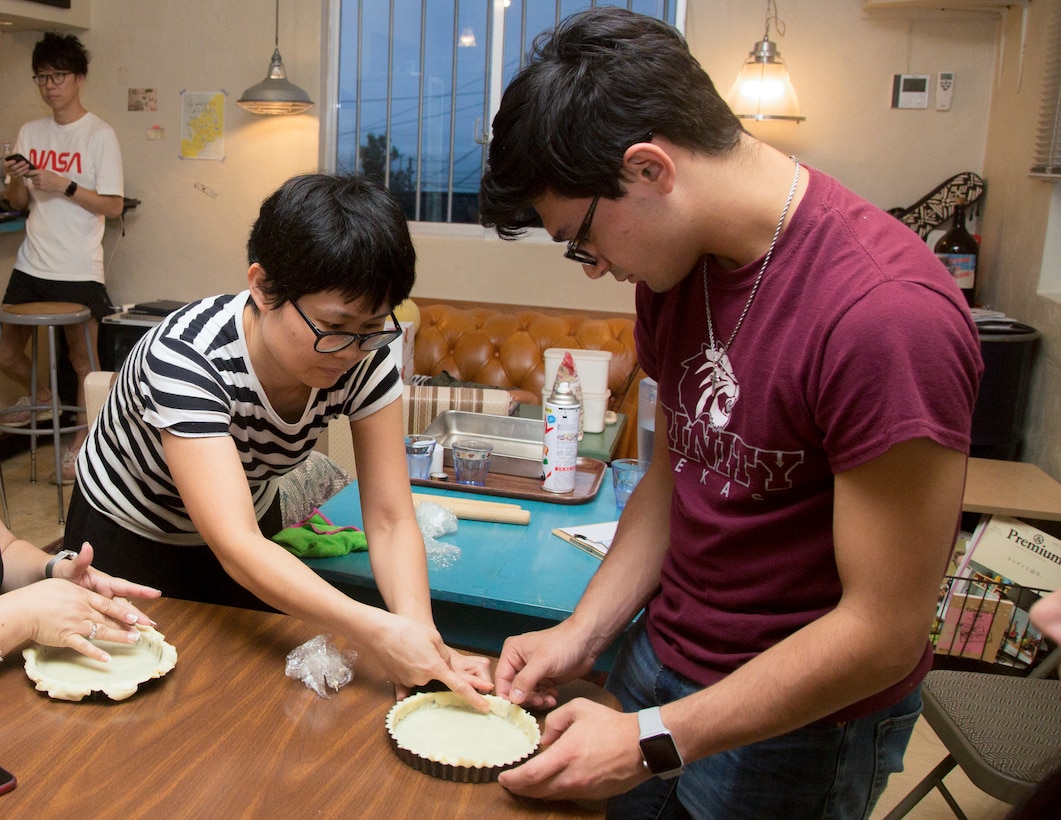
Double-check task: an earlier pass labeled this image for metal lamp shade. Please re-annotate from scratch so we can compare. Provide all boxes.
[237,47,313,115]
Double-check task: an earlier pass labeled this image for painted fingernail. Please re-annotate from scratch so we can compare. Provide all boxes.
[99,652,111,662]
[127,631,140,643]
[126,612,138,623]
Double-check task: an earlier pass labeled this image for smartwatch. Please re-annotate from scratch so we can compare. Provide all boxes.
[64,180,78,197]
[45,549,77,578]
[637,706,684,780]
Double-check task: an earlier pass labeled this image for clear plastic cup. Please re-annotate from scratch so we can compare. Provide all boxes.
[451,439,493,486]
[611,458,650,512]
[405,434,436,480]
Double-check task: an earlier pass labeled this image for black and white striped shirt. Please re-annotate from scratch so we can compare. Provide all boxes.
[77,291,401,544]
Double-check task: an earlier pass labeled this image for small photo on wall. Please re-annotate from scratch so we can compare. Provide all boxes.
[128,89,158,112]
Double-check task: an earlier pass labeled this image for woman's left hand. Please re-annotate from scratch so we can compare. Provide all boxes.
[55,542,161,625]
[447,649,494,692]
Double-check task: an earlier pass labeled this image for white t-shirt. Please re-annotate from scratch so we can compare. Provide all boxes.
[13,111,124,284]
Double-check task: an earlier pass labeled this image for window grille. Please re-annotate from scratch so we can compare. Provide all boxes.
[333,1,682,224]
[1031,2,1061,179]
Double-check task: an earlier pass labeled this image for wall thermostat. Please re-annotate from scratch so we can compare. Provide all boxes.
[891,74,930,109]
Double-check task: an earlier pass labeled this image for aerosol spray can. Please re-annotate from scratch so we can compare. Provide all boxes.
[541,381,580,493]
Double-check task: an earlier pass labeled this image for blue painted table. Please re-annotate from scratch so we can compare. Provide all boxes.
[308,472,625,665]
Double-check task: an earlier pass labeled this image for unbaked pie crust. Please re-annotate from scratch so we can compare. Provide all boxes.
[23,624,177,702]
[386,691,541,782]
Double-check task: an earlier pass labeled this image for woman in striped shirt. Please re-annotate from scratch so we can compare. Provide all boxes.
[63,174,492,707]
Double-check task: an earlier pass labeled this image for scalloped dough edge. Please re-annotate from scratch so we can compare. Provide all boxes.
[22,624,177,702]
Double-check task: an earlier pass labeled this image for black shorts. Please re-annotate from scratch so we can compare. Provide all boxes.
[3,269,116,322]
[64,484,284,613]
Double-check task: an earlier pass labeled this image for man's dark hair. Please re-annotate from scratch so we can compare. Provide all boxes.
[479,7,744,238]
[247,173,416,313]
[33,32,90,76]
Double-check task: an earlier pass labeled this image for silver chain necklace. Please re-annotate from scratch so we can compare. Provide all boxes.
[704,157,800,357]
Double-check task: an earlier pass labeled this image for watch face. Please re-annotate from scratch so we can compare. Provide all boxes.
[640,733,683,774]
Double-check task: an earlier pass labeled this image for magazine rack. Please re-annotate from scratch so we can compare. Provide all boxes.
[932,575,1054,672]
[879,577,1061,818]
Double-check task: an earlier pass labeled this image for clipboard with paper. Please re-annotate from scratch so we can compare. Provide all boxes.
[552,520,618,559]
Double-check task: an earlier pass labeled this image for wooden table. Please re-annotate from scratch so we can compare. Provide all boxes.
[0,598,608,818]
[963,457,1061,521]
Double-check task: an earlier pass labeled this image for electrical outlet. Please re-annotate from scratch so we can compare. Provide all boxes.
[194,181,218,199]
[937,72,954,111]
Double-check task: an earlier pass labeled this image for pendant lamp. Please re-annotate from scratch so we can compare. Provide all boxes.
[726,0,804,123]
[238,0,314,115]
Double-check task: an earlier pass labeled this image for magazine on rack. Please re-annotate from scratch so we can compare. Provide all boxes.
[944,515,1061,666]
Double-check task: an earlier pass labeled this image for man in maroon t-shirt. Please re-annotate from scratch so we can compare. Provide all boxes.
[479,8,982,818]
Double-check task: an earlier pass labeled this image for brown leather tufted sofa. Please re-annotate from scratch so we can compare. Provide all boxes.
[412,298,642,460]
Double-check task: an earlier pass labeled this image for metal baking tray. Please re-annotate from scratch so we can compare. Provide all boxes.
[421,410,544,479]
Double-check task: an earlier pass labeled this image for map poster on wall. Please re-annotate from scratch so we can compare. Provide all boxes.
[180,90,225,161]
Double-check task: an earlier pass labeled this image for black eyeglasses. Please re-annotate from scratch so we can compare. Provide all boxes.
[32,71,72,87]
[564,193,601,266]
[291,301,402,353]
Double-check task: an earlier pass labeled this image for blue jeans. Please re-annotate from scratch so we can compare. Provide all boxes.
[605,619,922,820]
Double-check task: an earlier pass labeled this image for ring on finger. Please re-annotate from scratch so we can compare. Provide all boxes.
[87,622,100,641]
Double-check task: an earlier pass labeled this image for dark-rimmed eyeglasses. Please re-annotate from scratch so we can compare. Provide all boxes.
[564,193,601,266]
[292,301,402,354]
[32,71,72,87]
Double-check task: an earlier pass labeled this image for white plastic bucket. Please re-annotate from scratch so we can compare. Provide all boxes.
[543,348,612,395]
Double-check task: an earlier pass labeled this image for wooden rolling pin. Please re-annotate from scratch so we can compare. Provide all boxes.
[410,492,530,525]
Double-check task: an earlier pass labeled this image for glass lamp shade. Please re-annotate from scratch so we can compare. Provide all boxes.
[726,38,804,122]
[237,47,314,115]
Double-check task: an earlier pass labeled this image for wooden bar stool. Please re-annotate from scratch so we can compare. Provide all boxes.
[0,301,99,523]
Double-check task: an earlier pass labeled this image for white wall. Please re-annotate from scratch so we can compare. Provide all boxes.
[0,0,321,306]
[979,3,1061,479]
[1,0,1000,316]
[689,3,998,212]
[5,2,1055,473]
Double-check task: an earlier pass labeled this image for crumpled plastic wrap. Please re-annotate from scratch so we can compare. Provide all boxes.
[285,634,358,698]
[415,501,462,568]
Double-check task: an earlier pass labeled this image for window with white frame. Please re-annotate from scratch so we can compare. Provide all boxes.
[334,1,682,225]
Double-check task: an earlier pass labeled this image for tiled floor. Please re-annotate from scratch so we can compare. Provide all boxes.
[0,442,1015,819]
[1,439,71,549]
[870,719,1011,818]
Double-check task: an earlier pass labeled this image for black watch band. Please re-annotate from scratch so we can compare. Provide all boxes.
[45,549,77,578]
[64,180,78,197]
[637,706,684,780]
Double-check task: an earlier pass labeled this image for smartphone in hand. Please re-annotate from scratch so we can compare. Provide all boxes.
[4,153,35,170]
[0,765,16,796]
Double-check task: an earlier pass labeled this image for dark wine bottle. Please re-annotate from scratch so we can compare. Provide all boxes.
[934,199,978,307]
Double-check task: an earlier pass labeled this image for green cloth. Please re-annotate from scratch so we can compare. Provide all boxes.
[272,510,367,558]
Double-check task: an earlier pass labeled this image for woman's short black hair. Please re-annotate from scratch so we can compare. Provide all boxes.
[33,32,90,76]
[247,173,416,314]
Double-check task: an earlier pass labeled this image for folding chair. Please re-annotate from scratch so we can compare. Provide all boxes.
[884,645,1061,819]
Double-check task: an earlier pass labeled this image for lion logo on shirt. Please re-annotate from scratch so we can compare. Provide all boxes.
[691,344,738,430]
